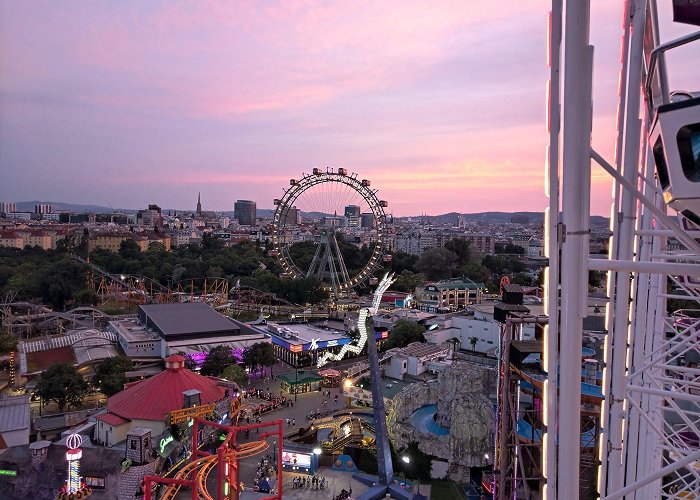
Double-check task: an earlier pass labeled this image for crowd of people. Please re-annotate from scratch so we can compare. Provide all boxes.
[292,474,328,490]
[333,487,353,500]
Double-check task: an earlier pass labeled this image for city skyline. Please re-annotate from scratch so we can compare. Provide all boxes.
[1,1,697,217]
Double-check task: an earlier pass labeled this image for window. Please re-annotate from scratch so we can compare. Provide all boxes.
[653,136,671,189]
[130,440,137,449]
[677,123,700,182]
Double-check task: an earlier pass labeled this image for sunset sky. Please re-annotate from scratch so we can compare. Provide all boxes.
[1,1,697,216]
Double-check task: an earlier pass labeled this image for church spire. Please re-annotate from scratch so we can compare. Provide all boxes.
[196,192,202,216]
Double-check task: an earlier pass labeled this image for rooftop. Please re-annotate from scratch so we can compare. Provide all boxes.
[277,371,324,384]
[0,395,30,434]
[138,303,240,338]
[390,341,452,359]
[263,322,349,345]
[427,277,486,290]
[106,354,226,421]
[110,319,160,343]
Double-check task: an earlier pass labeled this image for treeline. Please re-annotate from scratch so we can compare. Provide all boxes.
[0,247,94,309]
[388,238,539,293]
[0,234,539,310]
[0,236,330,309]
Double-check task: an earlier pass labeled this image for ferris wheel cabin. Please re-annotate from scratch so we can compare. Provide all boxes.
[650,95,700,224]
[647,30,700,224]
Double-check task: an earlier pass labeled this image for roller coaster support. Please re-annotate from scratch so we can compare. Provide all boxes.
[191,417,283,500]
[143,475,197,500]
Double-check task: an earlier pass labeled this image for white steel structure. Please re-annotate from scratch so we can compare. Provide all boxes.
[545,1,700,499]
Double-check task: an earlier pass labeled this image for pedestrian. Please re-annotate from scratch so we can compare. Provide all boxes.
[292,418,295,427]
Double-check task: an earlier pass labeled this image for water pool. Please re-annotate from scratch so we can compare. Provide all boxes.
[409,404,449,436]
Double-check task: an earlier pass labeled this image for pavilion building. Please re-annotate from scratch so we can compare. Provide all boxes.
[94,355,238,450]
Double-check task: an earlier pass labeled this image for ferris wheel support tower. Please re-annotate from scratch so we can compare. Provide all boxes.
[546,0,700,498]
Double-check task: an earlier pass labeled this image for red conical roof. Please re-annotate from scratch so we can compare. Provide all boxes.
[107,362,225,421]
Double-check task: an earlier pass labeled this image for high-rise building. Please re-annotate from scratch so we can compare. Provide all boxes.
[345,205,361,227]
[344,205,360,218]
[234,200,257,226]
[34,204,52,215]
[360,213,375,228]
[0,202,17,214]
[282,206,301,226]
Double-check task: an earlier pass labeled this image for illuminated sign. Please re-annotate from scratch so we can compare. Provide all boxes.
[290,344,303,353]
[159,435,174,454]
[66,450,82,461]
[381,330,388,339]
[310,338,319,351]
[327,340,338,347]
[0,470,17,477]
[282,451,312,468]
[169,403,216,424]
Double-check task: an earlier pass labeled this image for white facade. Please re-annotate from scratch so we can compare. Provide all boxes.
[383,342,452,380]
[527,238,544,258]
[424,307,536,354]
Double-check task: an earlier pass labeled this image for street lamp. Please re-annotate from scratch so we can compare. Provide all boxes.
[401,455,410,464]
[294,366,298,402]
[313,447,322,455]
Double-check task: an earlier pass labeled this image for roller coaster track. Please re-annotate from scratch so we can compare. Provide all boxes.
[160,440,269,500]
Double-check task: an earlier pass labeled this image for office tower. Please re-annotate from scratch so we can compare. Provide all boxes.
[234,200,257,226]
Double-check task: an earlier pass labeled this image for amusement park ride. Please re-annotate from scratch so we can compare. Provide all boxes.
[271,168,389,298]
[518,0,700,499]
[143,413,284,500]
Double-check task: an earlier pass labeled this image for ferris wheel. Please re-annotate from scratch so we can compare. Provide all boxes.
[270,168,388,297]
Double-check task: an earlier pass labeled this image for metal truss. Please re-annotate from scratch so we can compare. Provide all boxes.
[547,0,700,498]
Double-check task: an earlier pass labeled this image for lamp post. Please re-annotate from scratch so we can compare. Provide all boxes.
[293,365,298,402]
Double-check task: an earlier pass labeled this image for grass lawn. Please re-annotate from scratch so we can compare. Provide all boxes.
[26,347,76,373]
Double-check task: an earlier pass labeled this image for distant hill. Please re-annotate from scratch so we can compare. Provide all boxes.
[16,201,132,213]
[401,211,608,225]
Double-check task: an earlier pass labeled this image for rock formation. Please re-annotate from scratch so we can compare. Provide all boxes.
[386,361,496,482]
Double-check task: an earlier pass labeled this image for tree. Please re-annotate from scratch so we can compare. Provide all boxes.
[221,364,249,387]
[391,270,425,293]
[0,332,18,385]
[0,332,17,356]
[243,342,277,375]
[390,251,419,274]
[444,239,472,266]
[385,320,426,350]
[35,363,88,412]
[414,247,458,281]
[178,353,198,371]
[511,273,535,286]
[73,288,98,306]
[495,243,525,255]
[459,262,489,284]
[200,346,235,377]
[119,239,140,259]
[92,356,133,396]
[40,257,89,309]
[469,336,479,351]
